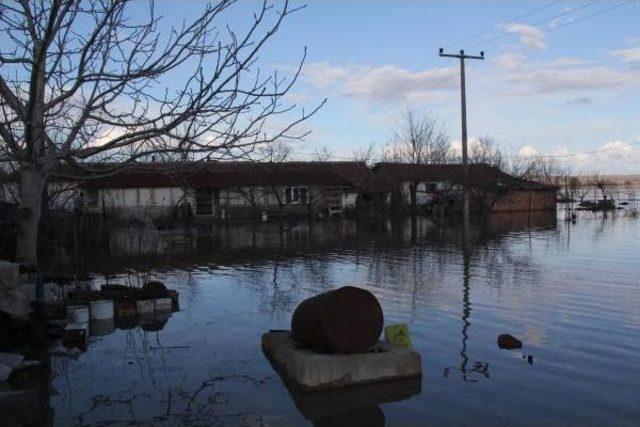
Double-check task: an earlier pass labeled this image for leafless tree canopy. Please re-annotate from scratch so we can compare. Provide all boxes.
[468,136,504,168]
[352,142,376,165]
[254,139,291,163]
[383,110,451,164]
[0,0,322,263]
[312,145,333,162]
[0,0,321,169]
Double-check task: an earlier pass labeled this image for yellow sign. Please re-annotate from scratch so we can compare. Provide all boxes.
[384,324,412,348]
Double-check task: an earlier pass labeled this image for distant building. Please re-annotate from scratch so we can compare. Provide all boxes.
[371,163,557,215]
[68,161,386,221]
[3,161,556,223]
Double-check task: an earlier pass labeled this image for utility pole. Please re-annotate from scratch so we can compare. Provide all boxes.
[439,49,484,226]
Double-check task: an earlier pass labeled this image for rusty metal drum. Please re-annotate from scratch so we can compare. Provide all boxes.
[291,286,384,354]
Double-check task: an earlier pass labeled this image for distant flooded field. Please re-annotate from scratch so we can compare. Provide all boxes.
[28,209,640,426]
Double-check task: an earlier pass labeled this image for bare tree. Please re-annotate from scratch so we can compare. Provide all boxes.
[255,140,292,163]
[232,139,292,218]
[469,136,504,169]
[312,145,333,162]
[381,110,451,215]
[352,142,376,165]
[0,0,323,264]
[382,110,451,164]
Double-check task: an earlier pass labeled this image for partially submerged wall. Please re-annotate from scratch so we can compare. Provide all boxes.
[492,190,557,212]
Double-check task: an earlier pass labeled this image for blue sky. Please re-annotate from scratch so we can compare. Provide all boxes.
[151,1,640,173]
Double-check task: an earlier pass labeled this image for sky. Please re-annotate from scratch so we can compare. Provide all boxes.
[139,1,640,173]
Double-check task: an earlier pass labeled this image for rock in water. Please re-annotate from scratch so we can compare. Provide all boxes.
[291,286,383,354]
[498,334,522,350]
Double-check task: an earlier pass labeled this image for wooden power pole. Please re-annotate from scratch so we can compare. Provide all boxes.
[439,49,484,225]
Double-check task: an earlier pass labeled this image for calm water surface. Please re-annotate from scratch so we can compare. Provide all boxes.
[45,211,639,426]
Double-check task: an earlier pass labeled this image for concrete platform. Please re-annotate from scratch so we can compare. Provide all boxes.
[262,331,421,391]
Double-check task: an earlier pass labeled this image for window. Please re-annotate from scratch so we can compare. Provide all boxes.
[425,182,437,192]
[285,186,308,204]
[195,188,213,215]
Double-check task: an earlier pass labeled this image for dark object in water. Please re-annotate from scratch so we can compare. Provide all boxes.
[498,334,522,350]
[142,281,168,298]
[100,284,129,292]
[291,376,420,427]
[291,286,383,354]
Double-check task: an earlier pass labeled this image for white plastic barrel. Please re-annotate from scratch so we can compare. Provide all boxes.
[155,298,173,313]
[90,300,114,320]
[67,305,90,323]
[136,299,155,315]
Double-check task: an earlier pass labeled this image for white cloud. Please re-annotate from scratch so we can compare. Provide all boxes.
[599,140,637,160]
[566,96,592,105]
[517,66,632,93]
[500,23,546,50]
[611,47,640,65]
[494,53,526,70]
[303,62,350,87]
[518,145,539,157]
[500,58,635,95]
[449,138,488,157]
[566,140,640,173]
[343,65,457,102]
[302,63,458,103]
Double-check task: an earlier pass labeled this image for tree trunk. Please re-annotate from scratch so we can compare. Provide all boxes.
[409,182,417,216]
[16,165,47,265]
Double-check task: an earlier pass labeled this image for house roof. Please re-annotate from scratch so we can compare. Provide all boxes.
[372,162,556,191]
[58,161,382,190]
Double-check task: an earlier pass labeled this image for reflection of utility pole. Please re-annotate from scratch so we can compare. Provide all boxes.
[460,223,471,381]
[439,49,485,226]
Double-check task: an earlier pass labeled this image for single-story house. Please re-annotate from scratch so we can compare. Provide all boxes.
[3,161,555,223]
[371,163,557,214]
[63,161,386,221]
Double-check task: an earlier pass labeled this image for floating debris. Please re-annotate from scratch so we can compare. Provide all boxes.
[498,334,523,350]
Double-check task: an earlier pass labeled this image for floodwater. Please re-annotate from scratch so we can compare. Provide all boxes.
[27,208,640,425]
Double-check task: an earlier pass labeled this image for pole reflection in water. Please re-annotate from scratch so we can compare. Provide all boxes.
[444,221,490,381]
[460,222,472,382]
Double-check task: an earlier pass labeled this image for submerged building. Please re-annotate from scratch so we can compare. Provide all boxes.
[68,161,387,220]
[2,161,557,223]
[372,163,557,215]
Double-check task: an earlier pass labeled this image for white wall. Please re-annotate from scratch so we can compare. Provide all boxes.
[342,192,358,209]
[96,187,184,208]
[400,181,444,205]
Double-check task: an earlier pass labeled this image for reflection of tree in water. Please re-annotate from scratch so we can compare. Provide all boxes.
[74,374,274,426]
[54,324,276,426]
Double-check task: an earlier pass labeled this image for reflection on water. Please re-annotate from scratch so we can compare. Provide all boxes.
[289,376,421,427]
[24,210,640,426]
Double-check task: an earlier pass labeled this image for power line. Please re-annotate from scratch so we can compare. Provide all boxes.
[465,0,633,50]
[317,0,637,152]
[501,140,640,160]
[441,0,563,50]
[289,140,640,162]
